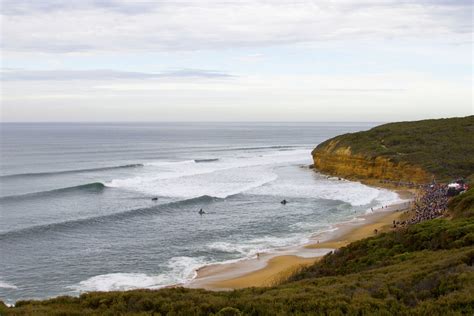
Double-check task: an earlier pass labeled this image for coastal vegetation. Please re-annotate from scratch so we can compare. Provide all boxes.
[312,116,474,183]
[449,187,474,219]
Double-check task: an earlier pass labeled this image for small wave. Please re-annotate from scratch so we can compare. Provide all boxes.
[0,280,18,289]
[194,158,219,163]
[1,164,143,179]
[145,160,195,167]
[290,222,329,230]
[207,234,310,257]
[309,226,339,240]
[209,145,298,152]
[0,195,219,240]
[0,182,106,202]
[165,256,209,283]
[207,241,266,257]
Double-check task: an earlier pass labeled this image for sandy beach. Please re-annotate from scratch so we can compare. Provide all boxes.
[188,196,412,290]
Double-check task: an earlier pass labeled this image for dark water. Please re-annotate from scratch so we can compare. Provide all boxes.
[0,122,399,303]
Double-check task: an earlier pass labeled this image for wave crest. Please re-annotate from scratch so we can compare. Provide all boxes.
[0,182,106,202]
[0,280,18,289]
[1,164,143,179]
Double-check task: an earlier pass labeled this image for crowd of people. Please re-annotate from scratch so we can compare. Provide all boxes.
[407,184,449,225]
[376,179,464,226]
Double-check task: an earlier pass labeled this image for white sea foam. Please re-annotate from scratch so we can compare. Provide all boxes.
[105,149,310,197]
[165,256,209,282]
[207,241,266,256]
[105,147,401,207]
[106,163,280,199]
[207,234,310,258]
[249,173,401,206]
[69,256,207,293]
[70,273,169,292]
[0,280,18,289]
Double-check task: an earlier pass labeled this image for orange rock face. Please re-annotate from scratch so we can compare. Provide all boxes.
[312,141,431,184]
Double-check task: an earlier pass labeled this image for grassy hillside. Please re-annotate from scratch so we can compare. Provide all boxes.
[3,203,473,315]
[449,188,474,219]
[312,116,474,182]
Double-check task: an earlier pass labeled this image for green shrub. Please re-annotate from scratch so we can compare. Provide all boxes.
[449,188,474,218]
[216,306,242,316]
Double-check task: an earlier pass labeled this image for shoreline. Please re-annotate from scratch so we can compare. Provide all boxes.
[186,190,413,290]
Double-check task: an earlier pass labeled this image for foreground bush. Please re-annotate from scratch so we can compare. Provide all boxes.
[449,187,474,218]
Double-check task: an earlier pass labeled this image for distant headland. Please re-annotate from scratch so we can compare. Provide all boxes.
[312,116,474,184]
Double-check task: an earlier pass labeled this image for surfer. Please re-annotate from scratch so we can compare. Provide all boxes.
[281,199,287,205]
[199,209,205,215]
[151,197,158,201]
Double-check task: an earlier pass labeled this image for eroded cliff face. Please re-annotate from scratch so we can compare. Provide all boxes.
[312,140,431,183]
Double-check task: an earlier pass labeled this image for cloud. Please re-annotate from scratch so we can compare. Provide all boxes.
[0,0,159,15]
[1,0,472,53]
[3,0,472,15]
[1,69,233,81]
[2,71,471,122]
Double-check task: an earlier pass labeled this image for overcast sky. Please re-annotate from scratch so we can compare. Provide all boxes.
[1,0,472,122]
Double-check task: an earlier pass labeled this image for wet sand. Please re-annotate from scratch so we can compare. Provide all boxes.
[187,199,411,290]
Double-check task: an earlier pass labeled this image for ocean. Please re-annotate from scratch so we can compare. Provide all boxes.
[0,122,401,303]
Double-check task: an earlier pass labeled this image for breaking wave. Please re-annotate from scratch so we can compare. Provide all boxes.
[1,164,143,179]
[0,280,17,289]
[69,256,208,293]
[194,158,219,163]
[0,182,106,202]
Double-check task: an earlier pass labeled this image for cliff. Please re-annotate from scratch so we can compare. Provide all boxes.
[312,116,474,183]
[312,140,431,183]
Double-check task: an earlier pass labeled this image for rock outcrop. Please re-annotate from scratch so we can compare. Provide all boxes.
[312,139,432,183]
